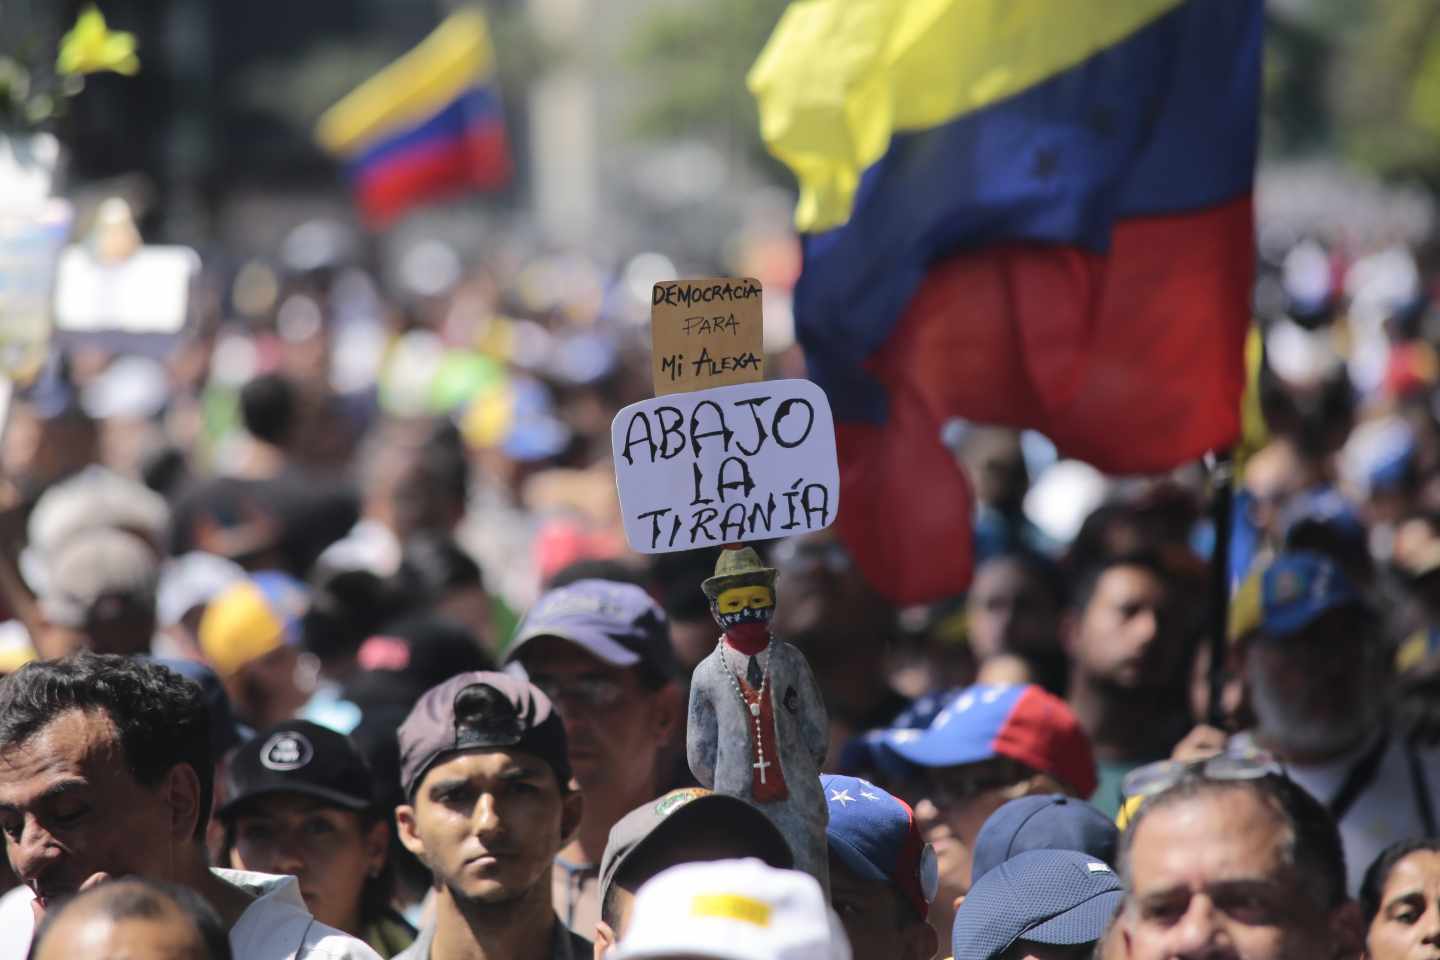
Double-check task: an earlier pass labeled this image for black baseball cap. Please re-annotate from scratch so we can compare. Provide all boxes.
[398,671,571,797]
[219,720,375,819]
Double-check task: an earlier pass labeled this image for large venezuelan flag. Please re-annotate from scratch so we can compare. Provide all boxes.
[317,9,511,227]
[750,0,1262,604]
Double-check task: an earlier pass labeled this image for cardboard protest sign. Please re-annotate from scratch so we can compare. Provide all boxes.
[54,244,200,337]
[611,378,839,553]
[651,277,764,396]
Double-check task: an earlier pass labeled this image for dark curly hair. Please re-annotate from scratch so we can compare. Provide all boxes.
[0,653,214,842]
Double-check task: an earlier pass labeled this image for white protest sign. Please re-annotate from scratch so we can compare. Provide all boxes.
[611,378,839,553]
[53,244,200,335]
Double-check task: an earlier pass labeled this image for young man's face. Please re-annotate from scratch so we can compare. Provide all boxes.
[397,747,580,906]
[1072,566,1180,692]
[0,709,198,921]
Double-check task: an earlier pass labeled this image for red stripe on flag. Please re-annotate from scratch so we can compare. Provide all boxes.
[838,195,1253,603]
[357,122,510,226]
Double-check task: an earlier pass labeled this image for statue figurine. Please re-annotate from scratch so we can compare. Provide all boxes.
[687,546,829,893]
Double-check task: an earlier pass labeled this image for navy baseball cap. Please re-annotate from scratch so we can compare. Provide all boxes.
[951,849,1123,960]
[822,774,938,920]
[970,795,1118,886]
[505,579,677,679]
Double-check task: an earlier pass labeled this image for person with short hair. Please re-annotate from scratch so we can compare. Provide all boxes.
[821,774,938,960]
[1063,553,1192,819]
[29,878,233,960]
[219,720,415,956]
[1359,837,1440,960]
[612,859,851,960]
[969,793,1119,889]
[392,671,590,960]
[594,788,794,955]
[0,653,381,959]
[503,580,684,936]
[880,683,1097,946]
[951,849,1124,960]
[1116,768,1363,960]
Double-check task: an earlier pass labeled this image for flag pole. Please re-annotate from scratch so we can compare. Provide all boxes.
[1206,448,1235,728]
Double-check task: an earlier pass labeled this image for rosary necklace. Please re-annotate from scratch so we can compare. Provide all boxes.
[719,640,774,784]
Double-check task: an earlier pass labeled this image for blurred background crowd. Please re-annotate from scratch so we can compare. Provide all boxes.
[6,1,1440,959]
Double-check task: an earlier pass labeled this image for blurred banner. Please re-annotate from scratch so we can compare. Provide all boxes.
[316,8,511,227]
[751,0,1262,603]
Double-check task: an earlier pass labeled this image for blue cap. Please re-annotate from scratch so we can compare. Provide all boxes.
[822,774,938,920]
[1257,551,1363,639]
[951,849,1123,960]
[836,689,959,780]
[156,657,252,755]
[970,795,1118,886]
[506,579,677,679]
[882,684,1096,798]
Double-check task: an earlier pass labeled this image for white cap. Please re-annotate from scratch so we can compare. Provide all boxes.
[157,552,248,627]
[616,859,850,960]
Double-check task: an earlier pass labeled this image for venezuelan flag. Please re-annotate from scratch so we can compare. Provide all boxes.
[750,0,1262,604]
[317,9,510,226]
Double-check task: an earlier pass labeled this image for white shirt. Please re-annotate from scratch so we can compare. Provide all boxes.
[221,868,382,960]
[1238,732,1440,894]
[0,884,34,959]
[0,870,381,960]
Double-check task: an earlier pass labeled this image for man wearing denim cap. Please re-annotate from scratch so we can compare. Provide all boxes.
[393,671,589,960]
[969,794,1118,888]
[880,684,1096,947]
[1229,549,1440,893]
[951,849,1122,960]
[504,579,683,937]
[592,787,794,954]
[821,774,938,960]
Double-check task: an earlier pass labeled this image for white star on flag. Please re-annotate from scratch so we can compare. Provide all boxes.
[830,788,855,807]
[859,790,880,801]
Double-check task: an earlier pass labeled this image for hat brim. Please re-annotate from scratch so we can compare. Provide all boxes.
[217,783,373,821]
[700,568,777,600]
[884,728,996,769]
[505,627,642,668]
[1022,888,1124,946]
[1260,597,1367,641]
[601,795,794,906]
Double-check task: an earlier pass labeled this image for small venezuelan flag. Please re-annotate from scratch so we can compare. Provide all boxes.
[316,8,510,227]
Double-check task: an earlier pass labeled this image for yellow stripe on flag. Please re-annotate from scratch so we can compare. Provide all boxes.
[747,0,1184,233]
[316,8,496,158]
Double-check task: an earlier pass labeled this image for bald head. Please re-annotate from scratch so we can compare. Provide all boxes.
[31,880,231,960]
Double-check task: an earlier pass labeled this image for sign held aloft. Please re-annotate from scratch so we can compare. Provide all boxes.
[651,276,764,396]
[612,378,839,553]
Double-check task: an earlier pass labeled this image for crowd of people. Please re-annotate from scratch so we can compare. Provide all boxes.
[1,232,1440,960]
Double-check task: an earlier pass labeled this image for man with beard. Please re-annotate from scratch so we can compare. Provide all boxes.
[1063,554,1191,817]
[1230,550,1439,893]
[503,580,682,937]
